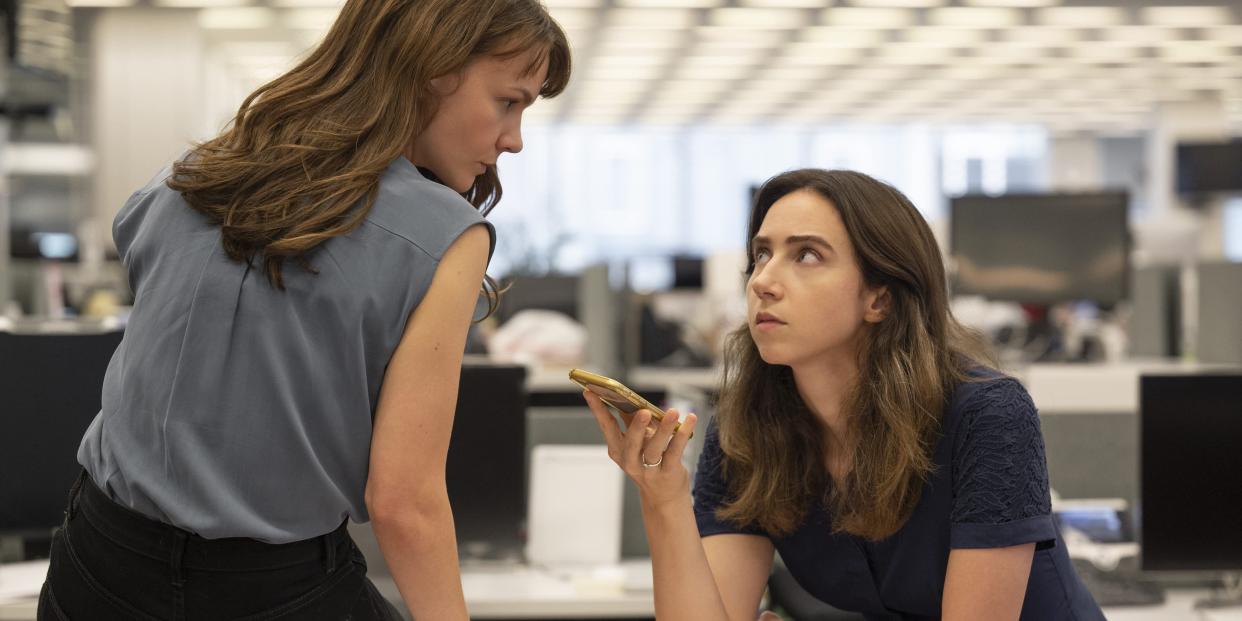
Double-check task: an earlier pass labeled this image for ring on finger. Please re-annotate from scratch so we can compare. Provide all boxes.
[640,453,663,468]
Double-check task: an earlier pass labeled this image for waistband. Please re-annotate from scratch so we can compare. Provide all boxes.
[71,471,351,573]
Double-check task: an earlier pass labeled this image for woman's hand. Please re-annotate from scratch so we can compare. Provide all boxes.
[582,390,698,509]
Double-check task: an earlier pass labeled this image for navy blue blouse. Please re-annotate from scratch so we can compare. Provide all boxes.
[693,375,1105,621]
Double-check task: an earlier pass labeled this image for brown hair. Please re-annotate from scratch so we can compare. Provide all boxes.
[167,0,571,313]
[715,169,995,540]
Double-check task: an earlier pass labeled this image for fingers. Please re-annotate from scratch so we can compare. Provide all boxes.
[583,390,623,447]
[662,411,698,469]
[641,407,681,466]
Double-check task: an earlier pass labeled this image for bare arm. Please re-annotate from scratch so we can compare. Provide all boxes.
[365,224,491,621]
[585,392,775,621]
[941,544,1035,621]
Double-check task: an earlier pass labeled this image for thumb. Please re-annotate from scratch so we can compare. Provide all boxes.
[758,612,782,621]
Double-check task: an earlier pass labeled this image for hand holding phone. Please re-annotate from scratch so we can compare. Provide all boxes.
[568,369,688,436]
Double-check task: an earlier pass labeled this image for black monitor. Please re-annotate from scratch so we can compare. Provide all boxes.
[949,192,1129,306]
[446,364,527,562]
[495,275,578,324]
[671,255,704,290]
[0,329,123,552]
[1140,374,1242,594]
[1176,140,1242,196]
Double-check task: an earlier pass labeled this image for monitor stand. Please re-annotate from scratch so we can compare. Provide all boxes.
[1195,573,1242,609]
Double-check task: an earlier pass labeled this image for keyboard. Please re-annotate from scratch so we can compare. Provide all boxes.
[1072,558,1166,607]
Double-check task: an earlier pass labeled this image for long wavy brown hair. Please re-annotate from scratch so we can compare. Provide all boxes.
[167,0,571,312]
[715,169,995,541]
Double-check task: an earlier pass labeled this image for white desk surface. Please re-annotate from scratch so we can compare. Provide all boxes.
[5,558,1242,620]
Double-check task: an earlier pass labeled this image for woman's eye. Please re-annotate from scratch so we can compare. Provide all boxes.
[797,248,821,263]
[754,249,771,263]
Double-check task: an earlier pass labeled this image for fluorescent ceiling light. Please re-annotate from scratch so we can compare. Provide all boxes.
[681,54,762,67]
[66,0,134,6]
[270,0,341,6]
[799,26,886,46]
[1038,7,1126,28]
[599,38,683,52]
[928,7,1020,28]
[593,65,667,80]
[901,27,986,46]
[740,0,832,7]
[155,0,249,6]
[199,7,274,29]
[1003,27,1080,45]
[672,63,753,79]
[820,7,914,28]
[617,0,721,6]
[284,8,337,29]
[709,7,808,28]
[591,55,670,68]
[602,29,685,46]
[1142,6,1232,28]
[546,8,596,29]
[609,8,697,28]
[849,0,942,7]
[961,0,1054,6]
[1101,26,1186,45]
[1160,41,1233,63]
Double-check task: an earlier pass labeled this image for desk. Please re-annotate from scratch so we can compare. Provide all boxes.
[5,558,1242,620]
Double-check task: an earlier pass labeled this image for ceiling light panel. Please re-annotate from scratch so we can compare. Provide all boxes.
[609,8,698,29]
[820,7,915,28]
[1037,7,1127,28]
[283,8,337,29]
[1142,6,1233,28]
[961,0,1055,6]
[927,7,1021,28]
[545,8,597,29]
[899,27,987,47]
[155,0,250,6]
[850,0,942,7]
[708,7,809,29]
[739,0,834,7]
[198,7,273,28]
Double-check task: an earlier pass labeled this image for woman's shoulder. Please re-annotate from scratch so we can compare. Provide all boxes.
[944,367,1037,436]
[366,156,494,261]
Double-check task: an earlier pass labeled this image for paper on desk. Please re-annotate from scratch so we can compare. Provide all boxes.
[0,560,48,603]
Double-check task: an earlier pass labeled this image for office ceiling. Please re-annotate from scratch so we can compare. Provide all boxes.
[66,0,1242,132]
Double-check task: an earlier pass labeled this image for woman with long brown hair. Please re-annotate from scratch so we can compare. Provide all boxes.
[584,169,1105,620]
[39,1,569,619]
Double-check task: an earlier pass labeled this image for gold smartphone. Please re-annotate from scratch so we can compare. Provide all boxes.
[569,368,689,436]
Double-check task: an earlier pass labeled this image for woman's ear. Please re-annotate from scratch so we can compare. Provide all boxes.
[863,285,891,323]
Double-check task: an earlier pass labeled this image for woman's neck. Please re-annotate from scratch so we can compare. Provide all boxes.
[792,353,859,455]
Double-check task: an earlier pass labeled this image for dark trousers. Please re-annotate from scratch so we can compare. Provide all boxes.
[38,471,404,620]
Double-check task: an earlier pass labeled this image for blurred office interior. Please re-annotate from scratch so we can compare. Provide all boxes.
[2,0,1241,619]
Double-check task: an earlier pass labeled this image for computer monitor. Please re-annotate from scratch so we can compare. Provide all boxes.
[446,363,527,562]
[949,192,1130,306]
[1176,140,1242,197]
[1140,374,1242,604]
[0,329,123,553]
[494,274,578,324]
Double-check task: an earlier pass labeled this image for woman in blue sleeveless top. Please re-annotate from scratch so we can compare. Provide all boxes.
[583,169,1106,620]
[40,2,570,619]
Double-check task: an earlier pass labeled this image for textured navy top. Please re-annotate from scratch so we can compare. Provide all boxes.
[694,374,1105,620]
[78,156,495,543]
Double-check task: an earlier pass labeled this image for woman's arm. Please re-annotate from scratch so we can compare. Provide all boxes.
[942,544,1035,621]
[365,224,492,621]
[585,392,775,621]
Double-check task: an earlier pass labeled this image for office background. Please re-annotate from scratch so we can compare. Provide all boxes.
[3,0,1242,619]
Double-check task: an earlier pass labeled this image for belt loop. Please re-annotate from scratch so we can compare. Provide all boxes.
[65,470,88,521]
[170,530,188,587]
[170,529,189,621]
[324,531,337,575]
